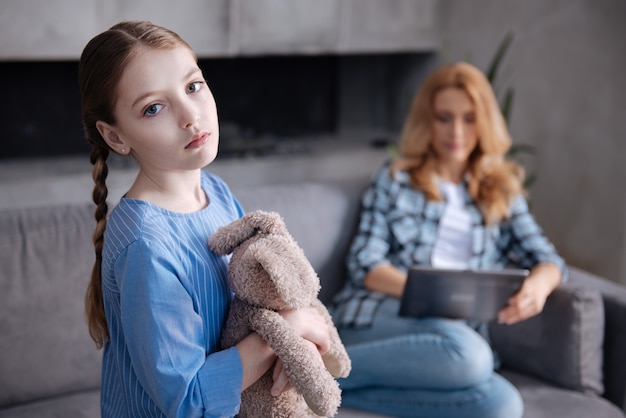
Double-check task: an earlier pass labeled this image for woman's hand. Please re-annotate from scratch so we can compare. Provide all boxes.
[497,263,562,325]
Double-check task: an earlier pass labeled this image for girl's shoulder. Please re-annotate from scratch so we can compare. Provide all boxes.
[106,198,166,245]
[102,199,155,264]
[108,172,239,226]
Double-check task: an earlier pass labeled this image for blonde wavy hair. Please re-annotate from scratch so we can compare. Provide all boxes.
[391,61,524,225]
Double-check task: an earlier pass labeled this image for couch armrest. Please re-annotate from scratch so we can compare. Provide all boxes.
[489,279,605,396]
[568,266,626,412]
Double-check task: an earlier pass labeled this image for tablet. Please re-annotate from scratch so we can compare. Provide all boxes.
[399,265,528,322]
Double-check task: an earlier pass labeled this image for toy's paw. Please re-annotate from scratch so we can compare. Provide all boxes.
[301,377,341,417]
[323,349,352,379]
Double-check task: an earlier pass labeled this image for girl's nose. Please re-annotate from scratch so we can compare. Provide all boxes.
[179,100,199,129]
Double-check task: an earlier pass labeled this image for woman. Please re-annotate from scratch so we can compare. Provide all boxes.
[332,62,566,417]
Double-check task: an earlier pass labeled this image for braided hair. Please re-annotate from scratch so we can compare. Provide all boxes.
[78,20,192,348]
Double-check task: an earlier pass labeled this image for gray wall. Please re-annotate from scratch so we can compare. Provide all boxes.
[1,0,624,285]
[439,0,626,284]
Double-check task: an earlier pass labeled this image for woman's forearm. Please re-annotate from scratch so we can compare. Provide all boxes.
[363,263,407,298]
[528,262,563,294]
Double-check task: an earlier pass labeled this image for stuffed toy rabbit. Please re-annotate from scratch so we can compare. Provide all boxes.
[209,210,351,417]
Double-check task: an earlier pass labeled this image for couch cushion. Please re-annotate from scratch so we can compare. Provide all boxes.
[0,389,100,418]
[501,369,624,418]
[489,282,604,396]
[0,204,102,407]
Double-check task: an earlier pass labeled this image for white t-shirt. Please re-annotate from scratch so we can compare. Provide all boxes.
[431,179,472,269]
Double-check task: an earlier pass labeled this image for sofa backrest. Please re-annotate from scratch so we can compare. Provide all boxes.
[0,175,369,407]
[233,177,368,304]
[0,203,102,407]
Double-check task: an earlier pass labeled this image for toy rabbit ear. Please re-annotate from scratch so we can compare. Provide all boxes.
[247,210,289,236]
[208,210,288,255]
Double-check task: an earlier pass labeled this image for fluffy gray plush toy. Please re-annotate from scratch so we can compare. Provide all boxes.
[209,210,351,417]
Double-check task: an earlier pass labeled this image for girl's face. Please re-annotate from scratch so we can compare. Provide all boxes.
[430,87,479,178]
[97,45,219,173]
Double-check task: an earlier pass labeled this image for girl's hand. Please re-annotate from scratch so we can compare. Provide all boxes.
[270,339,321,396]
[237,307,330,393]
[279,307,330,355]
[497,263,562,325]
[270,307,330,396]
[271,357,293,396]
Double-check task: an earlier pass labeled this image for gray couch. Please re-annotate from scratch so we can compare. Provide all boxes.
[1,174,625,418]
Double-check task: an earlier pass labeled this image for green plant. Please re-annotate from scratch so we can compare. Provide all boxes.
[485,31,537,188]
[486,31,515,122]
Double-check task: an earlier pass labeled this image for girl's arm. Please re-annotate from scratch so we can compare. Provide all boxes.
[236,332,276,391]
[236,306,331,392]
[236,307,330,396]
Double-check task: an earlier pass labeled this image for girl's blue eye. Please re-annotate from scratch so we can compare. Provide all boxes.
[144,104,162,116]
[187,81,203,94]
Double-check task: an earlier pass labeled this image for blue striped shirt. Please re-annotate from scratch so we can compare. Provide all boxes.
[100,171,245,418]
[332,163,567,328]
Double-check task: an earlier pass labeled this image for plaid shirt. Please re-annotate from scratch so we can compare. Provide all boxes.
[332,163,567,328]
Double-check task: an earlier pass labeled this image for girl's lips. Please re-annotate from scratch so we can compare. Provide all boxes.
[186,132,209,149]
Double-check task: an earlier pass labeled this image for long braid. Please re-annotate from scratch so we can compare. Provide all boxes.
[80,20,195,348]
[85,143,110,348]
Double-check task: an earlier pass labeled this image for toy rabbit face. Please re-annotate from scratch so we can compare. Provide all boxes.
[230,233,320,310]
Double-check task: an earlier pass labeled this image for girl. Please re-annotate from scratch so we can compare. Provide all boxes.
[331,62,567,417]
[80,21,329,418]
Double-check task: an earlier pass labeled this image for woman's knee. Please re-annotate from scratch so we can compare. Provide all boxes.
[339,316,495,388]
[421,319,494,384]
[456,331,494,384]
[482,374,524,418]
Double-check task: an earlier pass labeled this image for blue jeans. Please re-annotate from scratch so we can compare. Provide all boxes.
[336,298,523,418]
